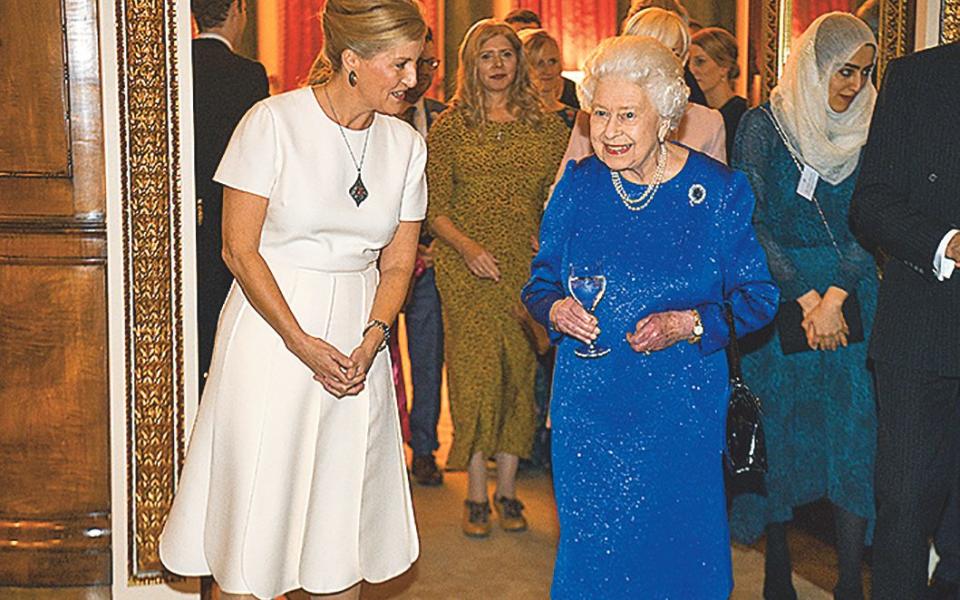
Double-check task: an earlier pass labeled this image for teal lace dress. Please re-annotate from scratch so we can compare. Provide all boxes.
[728,105,879,543]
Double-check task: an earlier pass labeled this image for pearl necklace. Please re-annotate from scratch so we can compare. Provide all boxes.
[610,143,667,212]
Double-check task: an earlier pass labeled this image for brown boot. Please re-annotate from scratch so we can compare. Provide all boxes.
[411,455,443,486]
[493,496,528,532]
[462,499,491,538]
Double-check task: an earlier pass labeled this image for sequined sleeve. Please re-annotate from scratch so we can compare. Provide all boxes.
[695,170,780,355]
[522,160,579,344]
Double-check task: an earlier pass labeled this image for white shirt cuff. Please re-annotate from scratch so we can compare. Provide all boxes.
[933,229,959,281]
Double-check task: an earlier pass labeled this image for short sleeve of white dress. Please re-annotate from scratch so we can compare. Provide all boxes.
[400,132,428,221]
[214,102,281,198]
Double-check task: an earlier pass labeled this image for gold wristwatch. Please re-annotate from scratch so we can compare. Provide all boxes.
[688,309,704,344]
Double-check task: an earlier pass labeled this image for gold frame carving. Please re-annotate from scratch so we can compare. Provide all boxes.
[877,0,915,83]
[757,0,916,101]
[114,0,186,585]
[943,0,960,44]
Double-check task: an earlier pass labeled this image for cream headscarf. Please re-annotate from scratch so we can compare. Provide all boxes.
[770,12,877,184]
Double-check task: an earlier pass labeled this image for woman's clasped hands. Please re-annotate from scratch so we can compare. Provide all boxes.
[797,288,850,351]
[286,332,374,398]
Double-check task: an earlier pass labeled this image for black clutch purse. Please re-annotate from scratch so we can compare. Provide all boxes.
[725,305,767,477]
[775,291,864,355]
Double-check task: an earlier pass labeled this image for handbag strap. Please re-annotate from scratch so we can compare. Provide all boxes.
[759,106,844,262]
[724,303,743,380]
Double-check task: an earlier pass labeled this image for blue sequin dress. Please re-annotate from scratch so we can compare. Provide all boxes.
[727,106,879,543]
[522,150,779,599]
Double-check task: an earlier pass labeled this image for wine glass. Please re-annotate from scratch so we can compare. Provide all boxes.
[567,263,611,359]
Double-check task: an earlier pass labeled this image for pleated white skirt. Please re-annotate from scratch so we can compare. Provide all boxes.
[159,261,419,599]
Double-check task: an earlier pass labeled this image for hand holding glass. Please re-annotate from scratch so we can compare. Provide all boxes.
[567,264,611,359]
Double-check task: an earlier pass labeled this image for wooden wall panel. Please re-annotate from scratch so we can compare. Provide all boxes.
[0,1,70,176]
[0,0,104,218]
[0,0,109,589]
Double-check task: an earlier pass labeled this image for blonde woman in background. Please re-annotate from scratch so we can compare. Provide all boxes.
[159,1,427,598]
[427,19,568,538]
[556,7,726,183]
[518,28,578,128]
[626,0,709,106]
[691,27,747,159]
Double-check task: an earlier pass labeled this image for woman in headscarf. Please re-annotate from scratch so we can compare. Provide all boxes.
[727,13,879,600]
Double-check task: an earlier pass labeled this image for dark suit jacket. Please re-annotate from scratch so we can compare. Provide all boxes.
[192,37,268,381]
[850,42,960,376]
[422,97,446,131]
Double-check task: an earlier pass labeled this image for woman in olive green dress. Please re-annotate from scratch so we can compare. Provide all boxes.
[427,19,568,538]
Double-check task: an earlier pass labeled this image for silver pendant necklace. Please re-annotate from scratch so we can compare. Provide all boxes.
[611,143,667,212]
[324,87,371,207]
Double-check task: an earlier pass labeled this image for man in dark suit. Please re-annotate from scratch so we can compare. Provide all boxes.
[401,29,447,487]
[192,0,268,394]
[850,41,960,600]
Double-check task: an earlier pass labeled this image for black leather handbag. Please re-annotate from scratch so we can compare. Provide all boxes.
[724,305,767,476]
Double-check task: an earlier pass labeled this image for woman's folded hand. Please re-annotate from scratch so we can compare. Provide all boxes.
[550,297,598,344]
[286,333,361,398]
[627,310,695,354]
[802,300,849,351]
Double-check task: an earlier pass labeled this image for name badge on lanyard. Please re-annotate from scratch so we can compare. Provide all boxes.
[796,164,819,201]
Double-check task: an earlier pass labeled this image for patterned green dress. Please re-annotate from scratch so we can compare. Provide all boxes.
[426,107,568,469]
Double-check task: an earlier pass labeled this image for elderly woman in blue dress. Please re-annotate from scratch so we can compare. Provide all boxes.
[522,36,778,599]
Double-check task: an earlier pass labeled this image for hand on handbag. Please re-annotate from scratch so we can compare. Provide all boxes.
[802,287,850,351]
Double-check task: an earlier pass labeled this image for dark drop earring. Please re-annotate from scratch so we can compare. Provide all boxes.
[348,71,358,87]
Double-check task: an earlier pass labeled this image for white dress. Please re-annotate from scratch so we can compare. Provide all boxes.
[159,87,426,599]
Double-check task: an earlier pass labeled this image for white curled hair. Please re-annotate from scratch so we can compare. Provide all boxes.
[577,36,689,132]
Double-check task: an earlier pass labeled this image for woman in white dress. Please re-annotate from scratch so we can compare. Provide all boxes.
[159,2,427,598]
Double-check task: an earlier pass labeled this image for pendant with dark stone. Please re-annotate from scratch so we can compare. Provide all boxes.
[349,173,368,206]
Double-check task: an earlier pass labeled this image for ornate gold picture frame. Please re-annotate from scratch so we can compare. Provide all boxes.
[944,0,960,43]
[114,0,187,585]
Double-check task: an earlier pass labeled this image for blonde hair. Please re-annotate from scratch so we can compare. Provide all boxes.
[626,0,689,25]
[691,27,740,80]
[307,0,426,85]
[517,28,560,65]
[451,19,545,128]
[579,36,688,132]
[622,7,691,64]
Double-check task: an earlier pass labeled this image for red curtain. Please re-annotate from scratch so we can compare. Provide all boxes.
[277,0,442,92]
[514,0,620,70]
[791,0,859,40]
